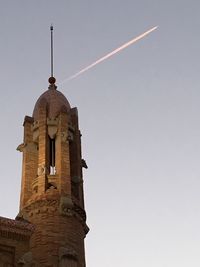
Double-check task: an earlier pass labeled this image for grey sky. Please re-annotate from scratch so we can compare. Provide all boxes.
[0,0,200,266]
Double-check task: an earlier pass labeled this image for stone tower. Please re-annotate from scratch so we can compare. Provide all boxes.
[17,77,89,266]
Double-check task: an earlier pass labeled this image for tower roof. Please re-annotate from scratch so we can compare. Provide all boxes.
[33,84,71,120]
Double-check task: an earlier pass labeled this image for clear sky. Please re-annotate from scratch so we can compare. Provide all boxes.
[0,1,200,266]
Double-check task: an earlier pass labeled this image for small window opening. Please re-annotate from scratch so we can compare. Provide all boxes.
[49,137,56,175]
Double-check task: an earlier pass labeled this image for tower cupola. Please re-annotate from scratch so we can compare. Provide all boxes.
[17,77,88,266]
[33,82,71,121]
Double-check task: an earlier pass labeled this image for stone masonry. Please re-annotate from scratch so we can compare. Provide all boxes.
[0,77,89,267]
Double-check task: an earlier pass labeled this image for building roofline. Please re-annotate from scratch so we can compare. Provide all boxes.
[0,216,35,241]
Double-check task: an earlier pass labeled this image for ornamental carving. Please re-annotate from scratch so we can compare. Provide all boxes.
[23,199,59,214]
[37,165,46,176]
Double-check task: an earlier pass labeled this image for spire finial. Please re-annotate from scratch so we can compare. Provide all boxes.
[49,24,56,88]
[50,24,54,77]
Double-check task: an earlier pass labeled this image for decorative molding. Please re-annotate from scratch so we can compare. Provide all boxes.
[59,197,89,235]
[0,216,34,241]
[22,198,59,216]
[37,165,46,176]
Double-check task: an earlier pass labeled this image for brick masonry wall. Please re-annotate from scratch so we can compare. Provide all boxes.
[18,91,88,266]
[22,196,86,266]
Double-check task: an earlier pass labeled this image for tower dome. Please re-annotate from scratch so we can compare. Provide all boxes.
[33,84,71,120]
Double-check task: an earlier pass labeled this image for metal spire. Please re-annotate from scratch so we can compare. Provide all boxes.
[48,24,56,87]
[50,24,54,77]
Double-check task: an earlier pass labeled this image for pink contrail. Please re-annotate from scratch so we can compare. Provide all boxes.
[62,26,158,82]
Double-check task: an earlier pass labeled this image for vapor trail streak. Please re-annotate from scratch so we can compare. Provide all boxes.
[63,26,158,82]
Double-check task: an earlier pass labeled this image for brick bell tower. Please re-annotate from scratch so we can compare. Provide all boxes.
[17,76,89,266]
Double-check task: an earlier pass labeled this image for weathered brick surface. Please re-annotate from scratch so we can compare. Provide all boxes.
[0,87,88,267]
[56,112,71,196]
[25,204,86,266]
[20,118,38,210]
[0,216,34,265]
